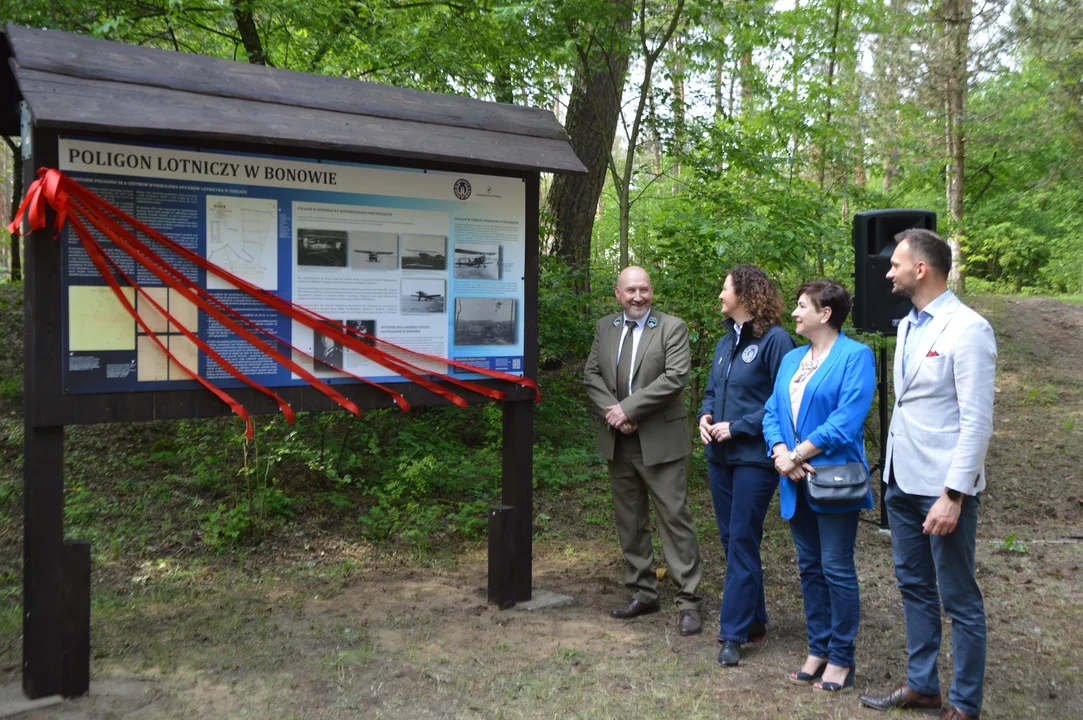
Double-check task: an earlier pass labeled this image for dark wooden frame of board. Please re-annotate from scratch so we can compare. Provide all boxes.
[1,23,585,700]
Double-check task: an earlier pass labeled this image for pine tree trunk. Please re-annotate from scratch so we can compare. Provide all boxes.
[943,0,971,293]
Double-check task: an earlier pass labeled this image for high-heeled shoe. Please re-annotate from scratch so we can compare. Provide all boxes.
[788,657,827,686]
[813,666,855,694]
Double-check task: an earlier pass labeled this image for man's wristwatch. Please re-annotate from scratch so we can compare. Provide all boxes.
[946,488,962,501]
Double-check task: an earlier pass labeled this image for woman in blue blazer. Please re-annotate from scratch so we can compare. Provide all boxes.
[762,280,875,695]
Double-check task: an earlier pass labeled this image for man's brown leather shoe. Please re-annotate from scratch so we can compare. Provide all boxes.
[609,599,660,619]
[941,707,978,720]
[678,609,702,636]
[858,684,942,714]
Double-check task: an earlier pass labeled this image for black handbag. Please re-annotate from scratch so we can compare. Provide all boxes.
[804,463,870,506]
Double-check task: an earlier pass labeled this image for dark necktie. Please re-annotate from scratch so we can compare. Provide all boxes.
[616,319,636,401]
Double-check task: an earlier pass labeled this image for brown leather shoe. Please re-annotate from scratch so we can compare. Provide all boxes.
[941,707,978,720]
[858,684,942,714]
[609,599,660,619]
[678,609,702,636]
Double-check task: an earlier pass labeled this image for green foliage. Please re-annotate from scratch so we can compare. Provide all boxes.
[201,486,294,551]
[965,223,1049,290]
[992,532,1028,555]
[0,375,21,401]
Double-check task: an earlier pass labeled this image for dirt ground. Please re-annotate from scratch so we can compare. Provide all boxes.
[2,296,1082,719]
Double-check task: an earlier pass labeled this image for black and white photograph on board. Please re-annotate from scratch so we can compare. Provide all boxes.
[401,278,446,314]
[313,326,345,370]
[454,298,517,346]
[400,234,447,270]
[349,231,398,270]
[453,243,501,280]
[345,319,377,348]
[297,229,348,267]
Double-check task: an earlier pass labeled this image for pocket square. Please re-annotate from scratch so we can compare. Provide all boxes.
[926,350,940,357]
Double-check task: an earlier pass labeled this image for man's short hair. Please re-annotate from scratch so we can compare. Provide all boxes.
[895,228,952,277]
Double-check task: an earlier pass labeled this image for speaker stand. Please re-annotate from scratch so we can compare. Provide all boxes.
[861,345,891,533]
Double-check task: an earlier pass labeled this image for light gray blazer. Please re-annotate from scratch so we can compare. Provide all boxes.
[885,292,997,497]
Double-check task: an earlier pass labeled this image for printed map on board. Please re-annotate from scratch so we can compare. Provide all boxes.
[206,196,278,290]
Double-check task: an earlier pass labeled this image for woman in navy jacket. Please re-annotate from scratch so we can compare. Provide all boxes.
[763,280,875,694]
[697,265,794,668]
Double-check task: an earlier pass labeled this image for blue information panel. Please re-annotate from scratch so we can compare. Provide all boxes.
[58,138,526,394]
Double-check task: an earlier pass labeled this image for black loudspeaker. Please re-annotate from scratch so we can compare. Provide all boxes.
[852,209,936,335]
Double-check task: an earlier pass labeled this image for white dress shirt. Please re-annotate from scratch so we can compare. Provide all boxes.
[616,310,650,398]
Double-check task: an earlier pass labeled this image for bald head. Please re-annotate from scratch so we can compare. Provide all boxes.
[616,265,654,320]
[617,265,651,290]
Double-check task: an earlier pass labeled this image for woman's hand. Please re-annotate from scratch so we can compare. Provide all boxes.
[771,444,790,474]
[698,414,713,445]
[709,421,732,442]
[772,445,805,481]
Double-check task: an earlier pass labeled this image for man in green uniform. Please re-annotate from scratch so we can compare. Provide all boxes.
[584,266,703,636]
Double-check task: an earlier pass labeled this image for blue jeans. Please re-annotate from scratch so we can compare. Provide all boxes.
[788,482,861,668]
[886,479,985,718]
[707,462,777,642]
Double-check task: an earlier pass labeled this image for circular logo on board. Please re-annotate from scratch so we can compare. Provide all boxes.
[742,345,759,363]
[453,178,472,200]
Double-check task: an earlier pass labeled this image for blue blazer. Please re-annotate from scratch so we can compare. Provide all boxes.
[762,333,876,519]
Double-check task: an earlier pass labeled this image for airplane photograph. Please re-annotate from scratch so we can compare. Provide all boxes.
[453,243,501,280]
[348,230,398,270]
[297,229,349,267]
[357,250,394,262]
[401,278,446,314]
[400,234,447,270]
[454,297,517,346]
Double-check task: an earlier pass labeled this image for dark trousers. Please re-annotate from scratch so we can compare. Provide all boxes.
[788,484,861,668]
[886,477,986,717]
[707,461,777,642]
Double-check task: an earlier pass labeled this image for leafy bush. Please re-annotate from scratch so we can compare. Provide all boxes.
[201,486,294,551]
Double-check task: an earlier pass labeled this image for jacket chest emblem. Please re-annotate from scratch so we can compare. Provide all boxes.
[613,316,622,327]
[646,316,657,329]
[742,345,759,363]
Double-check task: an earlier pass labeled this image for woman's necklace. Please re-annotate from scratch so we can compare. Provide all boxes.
[793,347,822,384]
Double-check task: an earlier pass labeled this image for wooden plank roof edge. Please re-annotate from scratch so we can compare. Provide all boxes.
[2,23,575,146]
[17,70,586,174]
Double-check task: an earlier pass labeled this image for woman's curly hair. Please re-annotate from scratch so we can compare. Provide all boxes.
[728,265,785,338]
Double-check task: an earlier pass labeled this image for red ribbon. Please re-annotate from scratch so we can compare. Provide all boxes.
[10,168,539,436]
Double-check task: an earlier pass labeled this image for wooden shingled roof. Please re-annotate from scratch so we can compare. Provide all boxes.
[0,24,586,175]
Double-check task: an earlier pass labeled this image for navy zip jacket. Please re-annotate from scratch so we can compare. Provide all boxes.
[697,320,795,468]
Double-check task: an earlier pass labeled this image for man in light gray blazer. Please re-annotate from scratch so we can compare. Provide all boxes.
[584,266,703,636]
[860,230,997,720]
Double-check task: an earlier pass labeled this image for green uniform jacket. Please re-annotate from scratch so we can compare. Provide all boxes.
[583,308,691,467]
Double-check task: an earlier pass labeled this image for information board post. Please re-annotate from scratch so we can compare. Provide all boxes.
[499,398,533,603]
[22,127,67,699]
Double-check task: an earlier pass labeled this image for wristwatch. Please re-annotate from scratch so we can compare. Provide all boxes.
[788,448,803,463]
[946,488,962,501]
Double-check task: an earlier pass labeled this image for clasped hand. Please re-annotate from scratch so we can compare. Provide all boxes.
[605,404,637,435]
[697,414,732,445]
[771,444,814,481]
